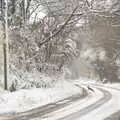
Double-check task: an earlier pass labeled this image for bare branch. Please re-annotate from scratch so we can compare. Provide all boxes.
[39,6,79,46]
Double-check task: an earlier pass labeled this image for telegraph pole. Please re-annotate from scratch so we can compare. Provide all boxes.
[4,0,8,90]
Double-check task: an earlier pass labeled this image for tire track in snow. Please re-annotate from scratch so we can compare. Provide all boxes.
[57,87,111,120]
[2,87,87,120]
[0,84,112,120]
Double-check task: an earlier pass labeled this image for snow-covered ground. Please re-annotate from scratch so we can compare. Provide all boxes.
[72,78,120,120]
[105,83,120,90]
[77,76,120,91]
[79,84,120,120]
[0,80,83,114]
[40,87,103,120]
[39,78,120,120]
[0,75,120,120]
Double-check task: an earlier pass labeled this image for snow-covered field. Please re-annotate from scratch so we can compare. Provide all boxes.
[0,80,83,114]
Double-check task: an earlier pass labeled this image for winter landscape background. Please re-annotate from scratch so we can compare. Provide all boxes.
[0,0,120,120]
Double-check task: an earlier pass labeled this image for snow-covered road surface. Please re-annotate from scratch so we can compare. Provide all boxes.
[76,83,120,120]
[1,82,120,120]
[39,84,112,120]
[1,88,87,120]
[8,88,87,120]
[32,83,120,120]
[57,88,111,120]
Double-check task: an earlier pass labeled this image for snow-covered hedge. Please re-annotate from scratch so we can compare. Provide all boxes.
[8,65,63,91]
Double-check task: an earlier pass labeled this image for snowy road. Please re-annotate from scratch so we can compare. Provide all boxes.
[1,82,120,120]
[5,86,87,120]
[39,84,112,120]
[56,88,111,120]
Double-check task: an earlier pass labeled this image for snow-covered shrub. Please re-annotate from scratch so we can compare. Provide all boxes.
[9,65,63,91]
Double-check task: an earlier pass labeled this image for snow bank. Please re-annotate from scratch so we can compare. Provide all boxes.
[105,83,120,90]
[0,80,82,114]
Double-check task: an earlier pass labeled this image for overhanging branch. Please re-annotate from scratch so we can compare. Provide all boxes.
[39,6,79,46]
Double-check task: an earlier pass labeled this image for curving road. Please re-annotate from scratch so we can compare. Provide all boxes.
[39,84,112,120]
[1,83,120,120]
[3,86,87,120]
[57,88,111,120]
